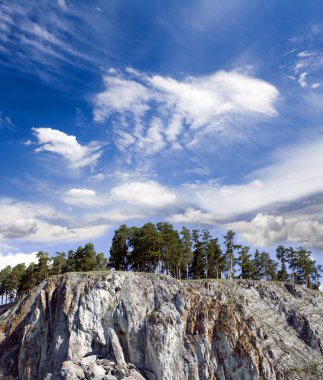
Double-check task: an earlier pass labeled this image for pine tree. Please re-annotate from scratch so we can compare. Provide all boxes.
[18,263,38,295]
[0,266,12,304]
[276,245,289,282]
[65,250,76,272]
[289,247,317,288]
[157,222,182,278]
[109,224,129,271]
[74,243,97,272]
[191,230,204,279]
[180,227,193,279]
[51,252,66,275]
[36,251,51,282]
[223,230,240,279]
[129,223,162,273]
[202,229,211,279]
[96,253,108,270]
[238,246,254,279]
[207,238,225,279]
[253,250,277,281]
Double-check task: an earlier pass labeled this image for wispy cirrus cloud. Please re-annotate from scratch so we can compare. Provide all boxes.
[167,136,323,250]
[0,1,112,85]
[286,24,323,89]
[93,68,279,156]
[32,127,104,169]
[0,111,15,130]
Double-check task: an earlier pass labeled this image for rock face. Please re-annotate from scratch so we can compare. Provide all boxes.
[0,272,322,379]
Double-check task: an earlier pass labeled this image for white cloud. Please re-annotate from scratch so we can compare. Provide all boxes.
[298,72,321,89]
[62,188,100,207]
[136,118,166,154]
[287,28,323,89]
[298,72,308,88]
[168,208,216,225]
[93,69,279,155]
[33,127,104,168]
[0,111,15,130]
[229,213,323,249]
[177,138,323,220]
[110,180,176,208]
[58,0,67,8]
[0,252,38,270]
[94,74,152,122]
[0,198,109,243]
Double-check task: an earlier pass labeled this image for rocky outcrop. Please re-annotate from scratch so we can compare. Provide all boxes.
[0,272,322,379]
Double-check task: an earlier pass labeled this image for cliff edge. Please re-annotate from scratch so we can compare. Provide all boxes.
[0,272,322,379]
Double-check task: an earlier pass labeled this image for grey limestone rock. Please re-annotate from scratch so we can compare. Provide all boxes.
[0,272,322,379]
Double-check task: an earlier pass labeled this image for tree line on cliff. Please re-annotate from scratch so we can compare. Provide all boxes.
[0,223,322,304]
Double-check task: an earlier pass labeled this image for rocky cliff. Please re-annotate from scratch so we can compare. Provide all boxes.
[0,272,322,380]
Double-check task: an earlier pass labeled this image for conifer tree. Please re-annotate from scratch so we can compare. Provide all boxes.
[51,252,67,275]
[289,247,318,288]
[109,224,129,271]
[224,230,240,279]
[276,245,289,282]
[207,238,225,279]
[180,227,193,279]
[202,229,211,279]
[157,222,182,278]
[36,251,51,282]
[238,246,254,279]
[96,253,108,270]
[191,230,204,279]
[129,223,161,273]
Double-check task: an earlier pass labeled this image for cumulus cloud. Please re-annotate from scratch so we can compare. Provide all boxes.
[0,252,38,270]
[229,213,323,249]
[62,188,100,207]
[110,180,176,208]
[33,128,104,168]
[93,69,279,154]
[168,208,216,225]
[0,198,109,243]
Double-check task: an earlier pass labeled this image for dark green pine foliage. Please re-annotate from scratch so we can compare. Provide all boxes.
[180,227,193,279]
[223,230,240,279]
[96,253,108,270]
[238,246,254,279]
[65,250,76,272]
[191,230,204,279]
[157,222,182,278]
[36,251,51,282]
[253,250,277,281]
[202,229,211,279]
[74,243,97,272]
[288,247,319,288]
[129,223,161,273]
[109,224,129,271]
[18,263,38,295]
[312,264,322,290]
[276,245,289,282]
[207,238,225,279]
[51,252,67,275]
[0,265,27,303]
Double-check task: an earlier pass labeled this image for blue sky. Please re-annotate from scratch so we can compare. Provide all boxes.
[1,0,323,268]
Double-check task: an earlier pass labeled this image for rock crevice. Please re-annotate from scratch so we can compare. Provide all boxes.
[0,273,322,379]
